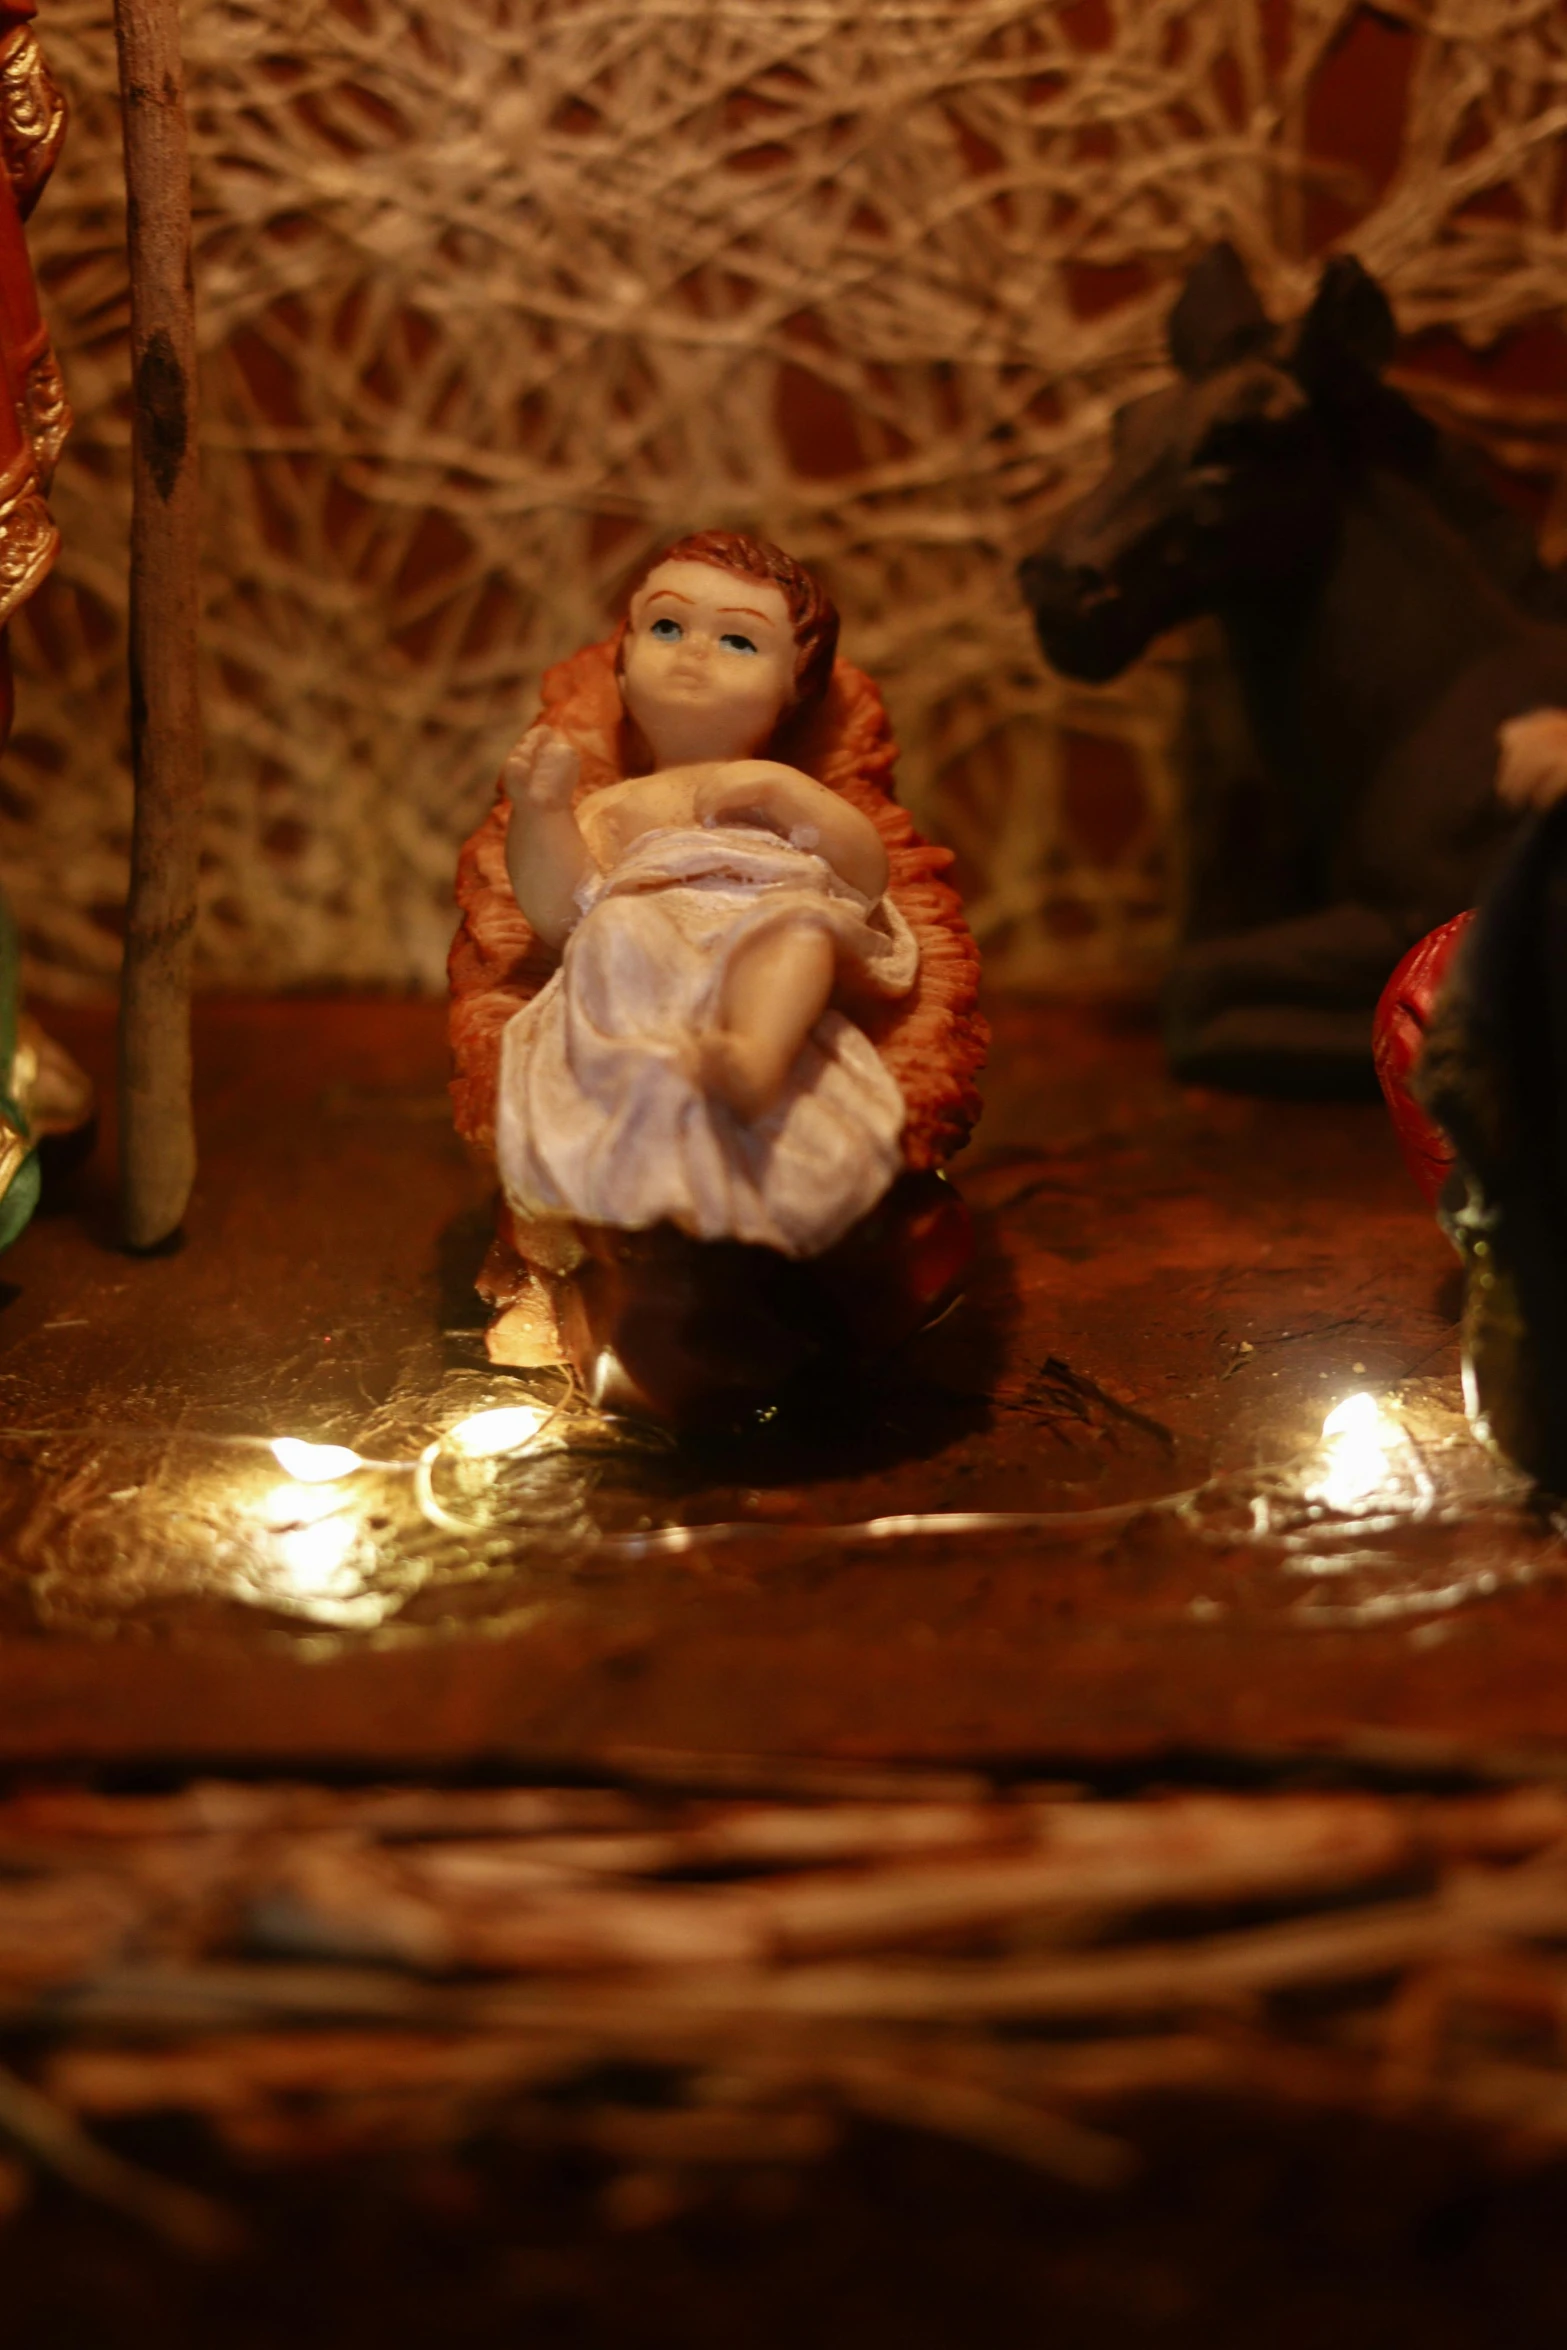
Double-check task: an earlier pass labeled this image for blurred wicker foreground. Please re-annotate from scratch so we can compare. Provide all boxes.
[6,1763,1567,2251]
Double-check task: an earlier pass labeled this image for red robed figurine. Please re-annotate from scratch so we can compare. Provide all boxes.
[1373,712,1567,1486]
[0,7,92,1236]
[0,1,69,669]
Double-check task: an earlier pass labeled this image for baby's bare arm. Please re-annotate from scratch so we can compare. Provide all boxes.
[696,762,889,900]
[503,726,592,951]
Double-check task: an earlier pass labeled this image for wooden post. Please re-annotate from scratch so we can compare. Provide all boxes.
[113,0,203,1249]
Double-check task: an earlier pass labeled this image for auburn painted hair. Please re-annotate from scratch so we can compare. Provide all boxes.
[624,530,840,714]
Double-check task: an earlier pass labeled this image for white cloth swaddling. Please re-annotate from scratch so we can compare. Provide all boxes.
[496,823,918,1257]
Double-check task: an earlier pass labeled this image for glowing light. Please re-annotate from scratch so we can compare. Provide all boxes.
[1313,1390,1396,1511]
[260,1480,344,1529]
[274,1510,360,1591]
[270,1437,364,1483]
[446,1404,550,1458]
[1321,1391,1380,1444]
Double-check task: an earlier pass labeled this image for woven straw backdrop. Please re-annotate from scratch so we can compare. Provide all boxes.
[7,0,1567,1000]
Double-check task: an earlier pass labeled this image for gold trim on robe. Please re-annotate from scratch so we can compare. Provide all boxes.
[0,26,66,221]
[0,16,69,582]
[20,337,66,485]
[0,432,56,629]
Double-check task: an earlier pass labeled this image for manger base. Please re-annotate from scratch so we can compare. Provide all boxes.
[484,1170,973,1427]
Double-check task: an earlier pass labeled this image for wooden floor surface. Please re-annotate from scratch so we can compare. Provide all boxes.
[0,992,1557,1773]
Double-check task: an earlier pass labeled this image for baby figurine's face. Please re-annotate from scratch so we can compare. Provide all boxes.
[622,560,796,766]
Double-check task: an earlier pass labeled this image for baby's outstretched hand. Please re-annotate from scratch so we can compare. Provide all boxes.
[1497,709,1567,814]
[504,725,580,813]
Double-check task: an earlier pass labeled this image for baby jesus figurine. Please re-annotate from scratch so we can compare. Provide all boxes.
[499,537,922,1255]
[450,531,986,1421]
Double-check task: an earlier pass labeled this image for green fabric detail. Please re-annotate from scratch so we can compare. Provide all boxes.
[0,887,39,1249]
[0,1148,40,1253]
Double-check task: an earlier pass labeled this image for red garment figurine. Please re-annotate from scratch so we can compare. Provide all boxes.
[1374,711,1567,1483]
[0,7,91,1241]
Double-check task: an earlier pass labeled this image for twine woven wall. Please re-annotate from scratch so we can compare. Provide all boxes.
[8,0,1567,1000]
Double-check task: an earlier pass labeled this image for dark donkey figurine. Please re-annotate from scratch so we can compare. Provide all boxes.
[1020,243,1567,1093]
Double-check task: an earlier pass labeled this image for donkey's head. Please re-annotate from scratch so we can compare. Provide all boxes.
[1019,245,1397,682]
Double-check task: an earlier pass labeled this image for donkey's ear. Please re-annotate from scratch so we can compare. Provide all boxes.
[1168,243,1273,379]
[1293,254,1396,390]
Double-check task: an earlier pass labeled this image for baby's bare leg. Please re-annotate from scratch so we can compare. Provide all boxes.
[698,922,835,1121]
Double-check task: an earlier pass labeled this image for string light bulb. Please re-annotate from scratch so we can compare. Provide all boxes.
[446,1404,551,1458]
[1314,1390,1395,1511]
[269,1437,365,1483]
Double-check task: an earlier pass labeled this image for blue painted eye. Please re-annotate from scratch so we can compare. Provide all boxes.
[719,632,758,655]
[649,616,683,641]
